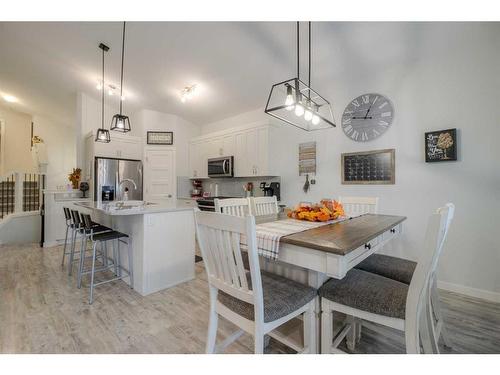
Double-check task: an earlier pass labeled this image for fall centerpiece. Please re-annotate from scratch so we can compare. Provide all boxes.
[68,168,82,190]
[287,199,345,222]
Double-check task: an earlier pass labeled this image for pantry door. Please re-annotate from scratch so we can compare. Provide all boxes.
[144,149,176,205]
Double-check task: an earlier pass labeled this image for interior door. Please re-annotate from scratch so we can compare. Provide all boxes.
[144,149,176,205]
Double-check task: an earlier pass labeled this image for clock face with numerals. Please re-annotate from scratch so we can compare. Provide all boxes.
[342,93,394,142]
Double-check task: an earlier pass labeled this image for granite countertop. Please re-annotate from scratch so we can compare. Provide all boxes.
[75,201,194,216]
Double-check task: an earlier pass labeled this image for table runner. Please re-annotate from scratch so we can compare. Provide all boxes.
[241,217,346,259]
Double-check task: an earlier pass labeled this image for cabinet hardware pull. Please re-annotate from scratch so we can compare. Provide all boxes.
[390,228,396,233]
[364,243,371,250]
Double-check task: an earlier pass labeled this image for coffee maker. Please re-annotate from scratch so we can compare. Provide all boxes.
[260,182,280,201]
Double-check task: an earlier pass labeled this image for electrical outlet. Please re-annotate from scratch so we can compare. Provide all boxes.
[311,179,316,185]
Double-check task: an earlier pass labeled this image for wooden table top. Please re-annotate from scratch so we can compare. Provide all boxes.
[281,214,407,256]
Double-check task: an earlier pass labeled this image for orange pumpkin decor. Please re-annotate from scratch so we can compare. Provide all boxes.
[287,200,345,222]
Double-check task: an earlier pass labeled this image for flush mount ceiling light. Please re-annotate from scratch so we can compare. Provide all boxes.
[95,43,111,143]
[265,22,336,131]
[2,94,18,103]
[180,84,198,103]
[111,22,131,133]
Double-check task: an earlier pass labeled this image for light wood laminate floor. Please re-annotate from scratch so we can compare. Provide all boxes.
[1,243,499,354]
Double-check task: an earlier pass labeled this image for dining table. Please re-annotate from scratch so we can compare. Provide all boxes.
[255,213,407,353]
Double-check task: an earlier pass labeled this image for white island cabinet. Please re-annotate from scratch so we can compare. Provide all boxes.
[76,201,195,296]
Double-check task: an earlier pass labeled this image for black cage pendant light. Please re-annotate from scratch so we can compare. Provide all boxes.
[111,22,131,133]
[95,43,111,143]
[265,22,336,131]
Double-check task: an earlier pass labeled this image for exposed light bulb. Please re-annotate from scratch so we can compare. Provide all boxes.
[99,132,107,140]
[108,89,114,96]
[284,85,294,109]
[304,103,313,121]
[117,120,124,129]
[294,104,304,117]
[181,95,187,103]
[2,94,18,103]
[311,104,320,125]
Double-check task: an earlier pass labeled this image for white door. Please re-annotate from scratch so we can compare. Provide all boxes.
[144,149,176,205]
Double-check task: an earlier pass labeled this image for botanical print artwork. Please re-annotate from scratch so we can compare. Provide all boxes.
[425,129,458,162]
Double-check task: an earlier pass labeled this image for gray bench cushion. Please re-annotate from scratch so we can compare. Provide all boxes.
[319,269,408,319]
[355,254,417,285]
[218,271,316,323]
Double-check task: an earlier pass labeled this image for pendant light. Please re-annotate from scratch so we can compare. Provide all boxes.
[265,22,336,131]
[110,22,131,133]
[95,43,111,143]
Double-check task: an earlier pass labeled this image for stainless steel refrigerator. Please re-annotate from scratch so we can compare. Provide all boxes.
[94,157,143,202]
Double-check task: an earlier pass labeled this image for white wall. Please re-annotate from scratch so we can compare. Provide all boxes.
[0,104,35,175]
[32,115,76,190]
[201,23,500,301]
[135,109,201,177]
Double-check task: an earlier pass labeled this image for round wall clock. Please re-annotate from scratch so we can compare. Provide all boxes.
[341,93,394,142]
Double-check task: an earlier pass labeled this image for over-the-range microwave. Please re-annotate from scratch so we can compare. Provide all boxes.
[208,156,234,178]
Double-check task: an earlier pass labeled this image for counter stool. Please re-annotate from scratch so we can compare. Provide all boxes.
[60,207,75,268]
[67,209,111,276]
[78,213,133,304]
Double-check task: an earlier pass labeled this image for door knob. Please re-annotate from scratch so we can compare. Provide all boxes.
[167,194,172,198]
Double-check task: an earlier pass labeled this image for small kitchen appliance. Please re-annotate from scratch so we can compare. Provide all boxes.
[207,156,234,178]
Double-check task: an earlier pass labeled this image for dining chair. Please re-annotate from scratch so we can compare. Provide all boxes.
[249,196,279,216]
[338,196,379,217]
[354,203,455,350]
[320,204,453,354]
[194,210,317,353]
[214,197,251,217]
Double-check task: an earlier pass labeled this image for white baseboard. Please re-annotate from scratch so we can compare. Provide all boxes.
[438,280,500,304]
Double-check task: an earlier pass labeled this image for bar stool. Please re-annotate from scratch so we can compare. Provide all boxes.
[67,209,111,276]
[60,207,75,267]
[78,213,133,304]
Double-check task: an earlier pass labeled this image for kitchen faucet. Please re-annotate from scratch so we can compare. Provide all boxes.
[119,178,137,201]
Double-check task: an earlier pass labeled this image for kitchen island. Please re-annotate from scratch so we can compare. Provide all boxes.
[76,201,195,296]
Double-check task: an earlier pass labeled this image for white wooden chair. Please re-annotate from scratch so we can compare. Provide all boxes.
[338,196,379,217]
[194,210,317,354]
[214,198,251,217]
[249,196,279,217]
[354,203,455,351]
[320,204,454,354]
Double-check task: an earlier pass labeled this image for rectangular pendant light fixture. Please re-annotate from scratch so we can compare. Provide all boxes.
[265,22,336,131]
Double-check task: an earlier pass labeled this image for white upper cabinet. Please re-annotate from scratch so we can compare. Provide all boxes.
[188,123,277,179]
[189,141,208,178]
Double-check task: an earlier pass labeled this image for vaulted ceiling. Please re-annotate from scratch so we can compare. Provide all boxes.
[0,22,424,126]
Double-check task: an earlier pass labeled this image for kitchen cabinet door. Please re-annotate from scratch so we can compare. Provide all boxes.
[255,127,269,176]
[234,132,249,177]
[222,134,235,157]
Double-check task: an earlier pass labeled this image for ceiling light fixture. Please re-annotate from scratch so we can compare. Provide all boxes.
[265,22,336,131]
[111,22,132,133]
[180,84,197,103]
[2,94,18,103]
[95,43,111,143]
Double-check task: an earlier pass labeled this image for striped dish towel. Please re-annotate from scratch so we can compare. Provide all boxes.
[241,217,346,260]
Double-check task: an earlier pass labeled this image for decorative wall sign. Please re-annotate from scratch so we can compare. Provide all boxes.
[299,142,316,175]
[341,149,395,185]
[425,128,457,162]
[342,93,394,142]
[147,131,173,145]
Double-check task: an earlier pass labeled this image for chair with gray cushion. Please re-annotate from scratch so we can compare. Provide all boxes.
[320,204,454,354]
[194,209,317,353]
[353,204,455,349]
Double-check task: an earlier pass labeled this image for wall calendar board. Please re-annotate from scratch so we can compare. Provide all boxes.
[341,149,395,185]
[425,128,457,162]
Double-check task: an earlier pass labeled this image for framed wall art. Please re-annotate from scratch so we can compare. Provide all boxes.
[147,131,173,145]
[341,149,395,185]
[425,128,457,162]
